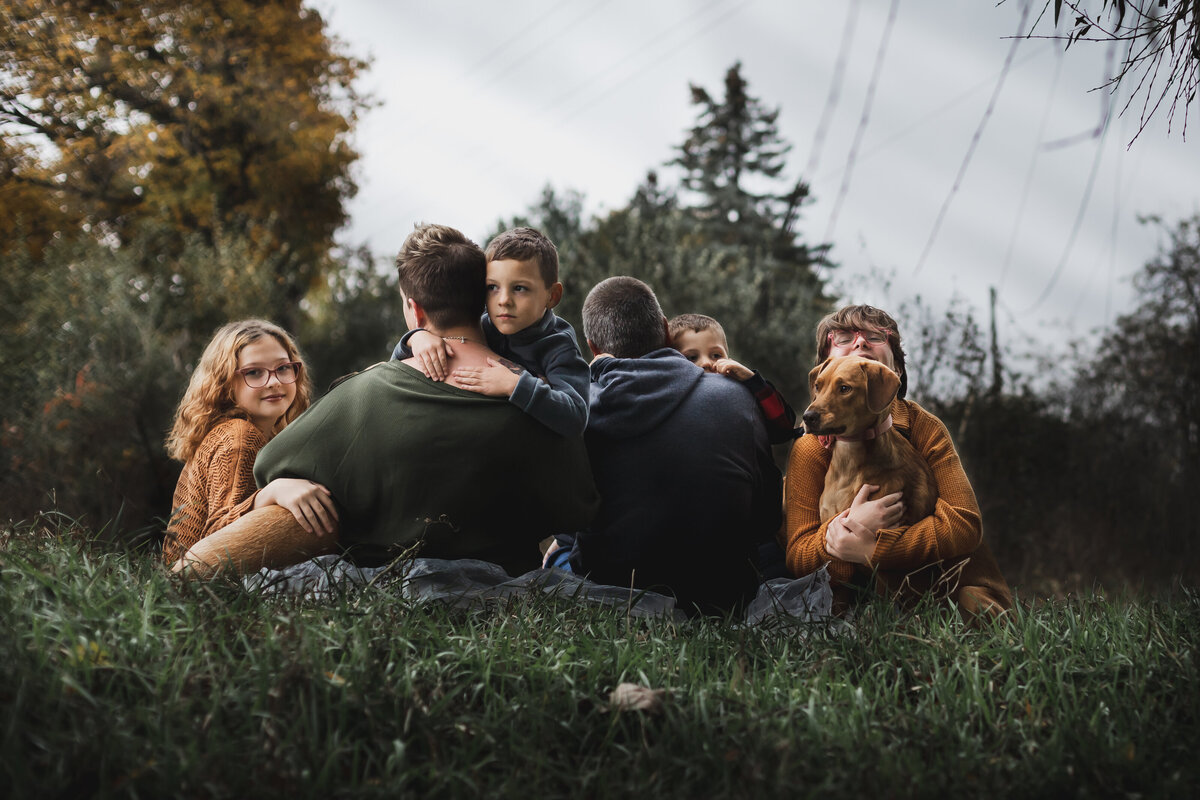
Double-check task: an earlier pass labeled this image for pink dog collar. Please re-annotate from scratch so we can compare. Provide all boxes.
[819,414,894,449]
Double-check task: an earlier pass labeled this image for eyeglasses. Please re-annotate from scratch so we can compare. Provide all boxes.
[828,329,890,347]
[237,362,302,388]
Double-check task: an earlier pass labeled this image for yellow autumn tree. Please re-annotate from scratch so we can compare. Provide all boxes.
[0,0,368,307]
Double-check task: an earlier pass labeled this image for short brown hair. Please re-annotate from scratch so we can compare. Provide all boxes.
[485,227,559,287]
[815,305,908,399]
[667,313,727,346]
[395,224,487,329]
[583,276,666,358]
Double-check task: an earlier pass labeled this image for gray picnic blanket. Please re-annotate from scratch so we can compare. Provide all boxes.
[244,556,833,626]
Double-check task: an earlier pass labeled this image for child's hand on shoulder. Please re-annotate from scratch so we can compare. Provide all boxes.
[410,330,453,381]
[450,357,522,397]
[710,357,754,381]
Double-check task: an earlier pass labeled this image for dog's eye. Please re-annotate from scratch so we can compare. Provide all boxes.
[838,384,851,394]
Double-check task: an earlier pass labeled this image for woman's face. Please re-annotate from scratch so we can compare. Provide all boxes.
[827,327,897,373]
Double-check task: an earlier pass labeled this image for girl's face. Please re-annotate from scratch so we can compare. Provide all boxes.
[232,337,297,435]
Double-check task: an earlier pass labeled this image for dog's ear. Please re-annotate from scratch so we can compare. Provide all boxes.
[862,360,901,414]
[808,357,833,399]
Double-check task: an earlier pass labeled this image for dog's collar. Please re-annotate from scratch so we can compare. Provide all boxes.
[819,414,894,449]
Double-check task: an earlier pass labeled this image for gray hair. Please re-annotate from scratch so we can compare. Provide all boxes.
[582,276,667,358]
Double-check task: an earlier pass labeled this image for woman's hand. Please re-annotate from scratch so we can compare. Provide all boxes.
[410,330,454,381]
[256,478,339,537]
[824,484,903,565]
[844,483,903,535]
[824,512,876,565]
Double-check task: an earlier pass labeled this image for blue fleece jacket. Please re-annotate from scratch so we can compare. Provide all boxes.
[571,348,783,615]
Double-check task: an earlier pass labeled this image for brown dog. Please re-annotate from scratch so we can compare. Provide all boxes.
[801,355,935,524]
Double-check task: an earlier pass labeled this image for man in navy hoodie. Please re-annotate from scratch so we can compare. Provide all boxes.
[560,276,782,615]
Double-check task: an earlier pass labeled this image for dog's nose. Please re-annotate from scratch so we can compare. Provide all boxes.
[801,409,820,427]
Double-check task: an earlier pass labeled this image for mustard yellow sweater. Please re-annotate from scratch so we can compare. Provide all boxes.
[785,398,1011,614]
[164,418,265,564]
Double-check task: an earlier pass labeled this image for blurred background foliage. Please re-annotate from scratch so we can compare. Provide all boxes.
[0,2,1196,591]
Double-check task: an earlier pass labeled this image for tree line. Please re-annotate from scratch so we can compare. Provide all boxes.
[1,1,1195,589]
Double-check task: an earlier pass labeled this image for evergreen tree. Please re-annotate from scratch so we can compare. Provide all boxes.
[666,63,833,399]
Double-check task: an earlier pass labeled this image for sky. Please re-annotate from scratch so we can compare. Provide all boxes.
[312,0,1200,354]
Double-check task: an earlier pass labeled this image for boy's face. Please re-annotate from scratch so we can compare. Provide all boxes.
[486,258,562,335]
[672,328,729,372]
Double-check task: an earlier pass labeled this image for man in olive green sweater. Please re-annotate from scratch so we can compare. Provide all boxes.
[176,224,599,578]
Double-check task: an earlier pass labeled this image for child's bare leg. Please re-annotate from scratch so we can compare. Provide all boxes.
[173,505,338,579]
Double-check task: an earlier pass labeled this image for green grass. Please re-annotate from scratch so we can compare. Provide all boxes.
[2,516,1197,799]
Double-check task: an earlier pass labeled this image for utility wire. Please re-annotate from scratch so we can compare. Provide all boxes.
[553,0,750,124]
[820,0,900,251]
[1025,40,1118,314]
[813,47,1041,188]
[913,0,1031,276]
[803,0,861,181]
[471,0,617,94]
[998,40,1064,293]
[366,0,753,243]
[454,1,576,84]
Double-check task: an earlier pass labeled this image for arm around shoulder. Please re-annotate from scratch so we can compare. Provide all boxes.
[507,321,591,437]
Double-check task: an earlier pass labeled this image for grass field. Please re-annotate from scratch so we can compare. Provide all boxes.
[2,516,1197,799]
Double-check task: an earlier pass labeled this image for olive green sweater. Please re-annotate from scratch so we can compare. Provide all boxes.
[254,361,599,575]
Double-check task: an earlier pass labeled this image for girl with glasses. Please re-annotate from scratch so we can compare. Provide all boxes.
[163,319,338,565]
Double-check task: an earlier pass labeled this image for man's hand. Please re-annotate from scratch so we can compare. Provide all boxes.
[710,357,754,381]
[450,358,522,397]
[410,329,453,381]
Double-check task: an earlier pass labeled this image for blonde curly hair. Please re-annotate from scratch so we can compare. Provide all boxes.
[165,319,312,462]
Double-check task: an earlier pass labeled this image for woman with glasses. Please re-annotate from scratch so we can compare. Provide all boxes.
[163,319,338,565]
[783,305,1011,622]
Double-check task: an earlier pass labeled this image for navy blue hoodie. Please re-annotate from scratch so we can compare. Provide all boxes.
[573,348,782,615]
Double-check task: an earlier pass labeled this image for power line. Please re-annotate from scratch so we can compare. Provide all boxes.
[820,0,900,250]
[454,1,576,84]
[363,0,753,244]
[1024,40,1118,313]
[552,0,751,125]
[998,40,1064,293]
[912,0,1031,277]
[813,47,1042,187]
[471,0,618,94]
[803,0,861,181]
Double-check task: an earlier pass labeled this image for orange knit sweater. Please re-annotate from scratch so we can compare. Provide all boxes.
[163,418,266,564]
[785,398,1011,614]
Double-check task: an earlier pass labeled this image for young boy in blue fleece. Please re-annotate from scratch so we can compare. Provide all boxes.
[392,227,589,438]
